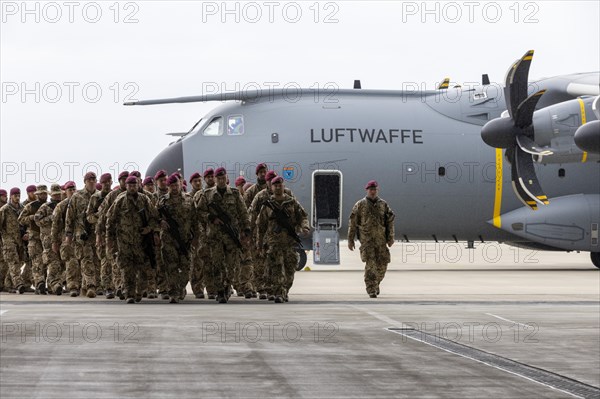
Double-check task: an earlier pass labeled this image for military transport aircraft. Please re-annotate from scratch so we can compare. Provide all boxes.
[126,51,600,269]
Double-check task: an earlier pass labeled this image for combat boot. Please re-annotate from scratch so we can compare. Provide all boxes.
[207,294,216,300]
[54,285,63,296]
[96,289,104,296]
[126,297,135,304]
[268,295,275,301]
[169,297,179,304]
[194,293,205,299]
[17,285,26,294]
[69,289,78,297]
[36,282,47,295]
[259,293,267,300]
[274,296,284,303]
[369,292,377,298]
[160,292,170,300]
[86,289,96,298]
[244,291,253,299]
[147,291,157,299]
[134,294,142,303]
[105,290,115,299]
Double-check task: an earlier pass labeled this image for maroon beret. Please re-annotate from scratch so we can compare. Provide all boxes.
[243,182,253,191]
[256,163,267,174]
[10,187,20,196]
[0,189,7,196]
[26,185,36,193]
[95,183,102,191]
[100,173,112,183]
[203,168,214,178]
[154,170,167,180]
[189,172,202,182]
[130,170,141,178]
[167,175,179,186]
[118,171,130,180]
[234,176,246,187]
[214,167,227,177]
[142,177,154,186]
[84,171,97,181]
[63,181,76,190]
[265,170,278,182]
[125,176,138,184]
[365,180,378,190]
[271,176,284,185]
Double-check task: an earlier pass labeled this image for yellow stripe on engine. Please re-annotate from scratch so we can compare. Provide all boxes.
[578,98,588,163]
[493,148,503,228]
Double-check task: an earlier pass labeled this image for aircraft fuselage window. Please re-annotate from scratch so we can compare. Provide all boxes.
[228,115,244,135]
[203,117,223,136]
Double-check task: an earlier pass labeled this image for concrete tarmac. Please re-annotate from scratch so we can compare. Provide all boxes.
[1,243,599,399]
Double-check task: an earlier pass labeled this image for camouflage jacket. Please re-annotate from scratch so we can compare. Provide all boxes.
[50,198,70,245]
[86,189,111,226]
[249,187,293,230]
[106,191,159,248]
[348,197,395,245]
[157,192,200,250]
[257,194,308,247]
[35,200,60,239]
[0,203,25,244]
[18,200,45,240]
[197,186,250,241]
[95,187,125,237]
[65,188,97,239]
[243,181,267,209]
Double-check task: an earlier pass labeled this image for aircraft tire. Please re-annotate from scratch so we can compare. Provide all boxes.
[591,252,600,269]
[296,248,307,271]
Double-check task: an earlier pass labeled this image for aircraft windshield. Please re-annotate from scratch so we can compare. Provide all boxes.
[187,118,203,136]
[203,117,223,136]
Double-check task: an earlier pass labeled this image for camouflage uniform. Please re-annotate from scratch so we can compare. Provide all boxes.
[34,198,61,292]
[106,191,159,300]
[50,198,76,292]
[65,188,99,292]
[142,188,159,296]
[157,191,199,302]
[256,193,308,300]
[197,186,249,301]
[0,202,26,290]
[19,200,46,291]
[152,187,169,296]
[96,187,126,292]
[86,189,111,291]
[0,197,12,292]
[19,198,34,288]
[348,197,395,295]
[191,189,210,297]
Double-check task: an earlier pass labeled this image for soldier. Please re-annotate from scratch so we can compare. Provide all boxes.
[106,176,159,304]
[0,189,12,292]
[197,167,250,303]
[19,185,48,294]
[51,181,78,296]
[235,177,247,195]
[256,176,309,303]
[87,173,114,298]
[158,175,199,303]
[65,172,99,298]
[154,170,169,199]
[189,173,202,197]
[23,185,37,205]
[190,168,216,299]
[0,188,27,294]
[348,180,395,298]
[96,171,129,299]
[34,184,62,294]
[143,177,155,193]
[19,184,37,291]
[243,163,268,208]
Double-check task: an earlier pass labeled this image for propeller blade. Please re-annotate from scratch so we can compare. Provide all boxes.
[507,148,538,210]
[504,50,535,119]
[516,135,554,156]
[515,89,546,128]
[514,146,549,206]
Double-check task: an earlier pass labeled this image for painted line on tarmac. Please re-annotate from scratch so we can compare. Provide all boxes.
[388,327,599,399]
[0,310,8,315]
[485,313,529,328]
[347,305,405,328]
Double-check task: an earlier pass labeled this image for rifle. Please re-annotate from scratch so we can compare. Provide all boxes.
[138,207,157,269]
[158,203,189,255]
[264,199,303,248]
[207,201,242,249]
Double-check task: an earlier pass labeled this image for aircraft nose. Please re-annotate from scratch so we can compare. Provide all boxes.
[146,140,184,178]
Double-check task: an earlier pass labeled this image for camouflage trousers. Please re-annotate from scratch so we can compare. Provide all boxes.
[205,235,240,296]
[190,243,207,296]
[66,241,82,291]
[105,246,122,291]
[116,246,148,299]
[97,239,112,291]
[76,236,100,290]
[360,245,390,294]
[265,245,298,298]
[234,246,254,295]
[2,239,25,289]
[154,243,168,294]
[21,257,33,288]
[161,240,190,299]
[0,242,12,291]
[46,242,68,292]
[27,238,46,288]
[252,247,270,295]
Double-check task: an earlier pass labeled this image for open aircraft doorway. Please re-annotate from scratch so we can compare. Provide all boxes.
[311,170,343,265]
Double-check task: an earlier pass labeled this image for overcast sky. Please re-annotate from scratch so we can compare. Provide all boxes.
[1,0,599,190]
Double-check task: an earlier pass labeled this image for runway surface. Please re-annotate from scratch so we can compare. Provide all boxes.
[1,244,599,399]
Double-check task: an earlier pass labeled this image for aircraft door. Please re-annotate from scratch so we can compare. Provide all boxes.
[311,170,342,265]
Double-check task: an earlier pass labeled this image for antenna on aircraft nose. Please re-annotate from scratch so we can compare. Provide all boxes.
[353,80,361,89]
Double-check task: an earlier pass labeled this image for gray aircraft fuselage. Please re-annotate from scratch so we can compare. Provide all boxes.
[145,76,600,253]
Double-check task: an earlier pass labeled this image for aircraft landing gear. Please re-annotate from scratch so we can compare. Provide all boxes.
[591,253,600,269]
[296,248,307,271]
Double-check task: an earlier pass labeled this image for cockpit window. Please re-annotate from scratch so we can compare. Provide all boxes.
[187,118,203,136]
[227,115,244,135]
[203,116,223,136]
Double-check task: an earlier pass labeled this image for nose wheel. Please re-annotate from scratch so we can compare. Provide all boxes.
[592,252,600,269]
[296,248,308,271]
